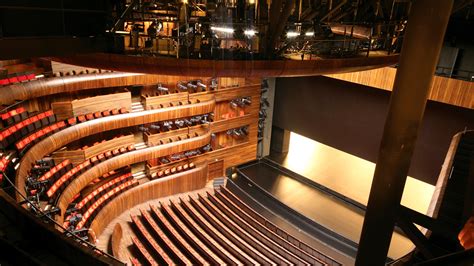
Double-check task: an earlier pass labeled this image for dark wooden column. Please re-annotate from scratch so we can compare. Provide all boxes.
[355,0,453,265]
[271,126,291,153]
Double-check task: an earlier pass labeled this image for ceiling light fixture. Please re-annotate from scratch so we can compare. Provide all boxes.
[287,31,299,37]
[244,29,257,36]
[210,26,234,33]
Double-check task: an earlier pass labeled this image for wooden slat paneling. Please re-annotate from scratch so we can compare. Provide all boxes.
[51,101,73,121]
[89,166,208,236]
[208,159,224,179]
[71,92,132,116]
[326,67,473,109]
[52,150,86,166]
[56,133,211,221]
[83,134,135,159]
[54,52,399,77]
[15,100,215,199]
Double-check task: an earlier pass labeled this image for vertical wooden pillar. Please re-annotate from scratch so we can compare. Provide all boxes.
[355,1,453,265]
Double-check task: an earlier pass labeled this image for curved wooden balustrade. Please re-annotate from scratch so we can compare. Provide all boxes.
[54,53,399,77]
[111,223,124,261]
[89,166,208,237]
[56,133,211,222]
[0,72,171,105]
[15,100,215,200]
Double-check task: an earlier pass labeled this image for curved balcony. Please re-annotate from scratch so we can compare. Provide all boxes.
[15,100,215,199]
[54,53,399,77]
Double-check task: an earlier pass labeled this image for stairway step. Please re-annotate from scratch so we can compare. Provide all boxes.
[133,171,147,180]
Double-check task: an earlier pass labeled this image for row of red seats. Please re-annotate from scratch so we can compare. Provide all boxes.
[0,73,36,86]
[15,121,66,151]
[76,107,129,123]
[75,179,138,230]
[38,159,72,182]
[0,110,55,149]
[62,169,127,228]
[150,162,196,180]
[46,160,92,198]
[0,106,28,125]
[1,107,128,151]
[46,144,136,198]
[89,144,136,165]
[75,172,132,211]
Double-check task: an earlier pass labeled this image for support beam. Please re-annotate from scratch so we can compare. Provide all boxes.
[271,126,291,154]
[355,1,453,265]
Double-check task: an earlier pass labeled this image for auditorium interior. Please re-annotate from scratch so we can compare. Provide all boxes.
[0,0,473,265]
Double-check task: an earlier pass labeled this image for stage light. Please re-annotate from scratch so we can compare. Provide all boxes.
[287,31,299,37]
[210,26,234,33]
[305,31,314,36]
[244,29,257,36]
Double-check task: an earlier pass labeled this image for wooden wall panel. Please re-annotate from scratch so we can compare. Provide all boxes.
[51,101,73,121]
[83,134,135,159]
[208,159,224,179]
[145,125,209,146]
[52,150,86,166]
[143,92,188,108]
[56,133,211,221]
[88,166,208,236]
[71,92,131,116]
[15,100,215,199]
[326,67,473,109]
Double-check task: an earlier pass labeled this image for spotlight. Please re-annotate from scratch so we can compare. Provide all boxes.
[244,29,257,36]
[305,32,314,36]
[287,32,299,38]
[210,26,234,33]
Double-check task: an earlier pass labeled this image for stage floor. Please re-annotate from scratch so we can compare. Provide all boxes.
[240,132,436,260]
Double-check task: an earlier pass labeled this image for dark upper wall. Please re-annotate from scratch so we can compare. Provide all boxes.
[273,76,474,185]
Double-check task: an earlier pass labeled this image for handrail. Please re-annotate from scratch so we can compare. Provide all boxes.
[15,99,215,200]
[426,131,472,221]
[0,72,156,105]
[56,132,211,223]
[54,52,399,78]
[89,165,208,237]
[0,171,123,265]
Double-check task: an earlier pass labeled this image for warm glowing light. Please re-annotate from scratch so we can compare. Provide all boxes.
[244,29,257,36]
[210,26,234,33]
[182,0,188,3]
[284,132,435,213]
[287,31,299,37]
[248,0,256,4]
[305,32,314,36]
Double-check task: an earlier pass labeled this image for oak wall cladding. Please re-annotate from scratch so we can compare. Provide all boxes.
[326,67,473,109]
[56,133,212,223]
[71,92,132,117]
[5,71,261,249]
[51,134,135,165]
[89,166,208,236]
[16,100,216,198]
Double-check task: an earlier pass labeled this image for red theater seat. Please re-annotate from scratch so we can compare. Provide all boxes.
[85,113,94,121]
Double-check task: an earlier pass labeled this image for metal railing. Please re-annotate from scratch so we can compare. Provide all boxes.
[110,20,405,60]
[0,171,124,264]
